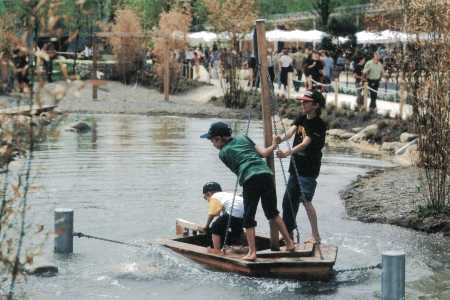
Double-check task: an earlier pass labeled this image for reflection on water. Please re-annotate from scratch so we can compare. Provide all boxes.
[23,114,449,300]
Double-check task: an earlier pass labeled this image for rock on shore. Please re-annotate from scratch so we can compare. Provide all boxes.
[341,167,450,236]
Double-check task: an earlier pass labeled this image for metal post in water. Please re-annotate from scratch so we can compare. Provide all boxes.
[54,208,74,254]
[382,250,405,300]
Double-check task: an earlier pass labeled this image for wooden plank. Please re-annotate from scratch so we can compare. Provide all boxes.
[256,243,313,258]
[161,239,250,267]
[268,265,331,281]
[175,219,205,234]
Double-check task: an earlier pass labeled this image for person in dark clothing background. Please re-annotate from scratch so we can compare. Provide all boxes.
[306,51,323,90]
[12,48,30,93]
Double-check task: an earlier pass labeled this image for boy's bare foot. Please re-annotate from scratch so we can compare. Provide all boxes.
[207,247,223,255]
[286,240,296,252]
[305,238,321,245]
[241,253,256,261]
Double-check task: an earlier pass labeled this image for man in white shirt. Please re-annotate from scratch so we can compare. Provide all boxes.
[279,48,293,90]
[202,182,244,254]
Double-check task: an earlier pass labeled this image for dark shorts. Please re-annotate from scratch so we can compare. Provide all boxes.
[16,72,29,84]
[209,214,243,246]
[282,175,317,232]
[242,173,280,228]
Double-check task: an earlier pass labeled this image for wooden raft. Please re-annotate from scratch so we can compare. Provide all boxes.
[160,219,338,281]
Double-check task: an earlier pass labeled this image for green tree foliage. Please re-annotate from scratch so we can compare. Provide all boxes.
[256,0,369,18]
[0,0,5,15]
[312,0,337,28]
[327,16,358,36]
[191,0,208,31]
[123,0,167,30]
[257,0,311,16]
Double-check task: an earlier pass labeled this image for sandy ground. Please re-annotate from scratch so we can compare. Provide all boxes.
[53,79,245,118]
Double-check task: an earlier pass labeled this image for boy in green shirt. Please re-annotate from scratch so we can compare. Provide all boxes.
[201,122,295,261]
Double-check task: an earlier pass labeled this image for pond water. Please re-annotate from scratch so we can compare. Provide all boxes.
[18,114,450,299]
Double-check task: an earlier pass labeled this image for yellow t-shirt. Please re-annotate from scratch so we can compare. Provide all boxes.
[208,197,223,216]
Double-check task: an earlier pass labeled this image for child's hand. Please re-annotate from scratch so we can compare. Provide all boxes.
[276,149,290,158]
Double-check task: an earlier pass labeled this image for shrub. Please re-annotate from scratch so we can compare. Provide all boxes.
[153,7,191,94]
[109,9,146,84]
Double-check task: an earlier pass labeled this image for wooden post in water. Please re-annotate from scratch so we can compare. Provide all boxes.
[399,73,406,119]
[334,77,339,107]
[363,81,368,111]
[287,72,292,99]
[164,40,170,101]
[92,34,98,100]
[256,19,279,251]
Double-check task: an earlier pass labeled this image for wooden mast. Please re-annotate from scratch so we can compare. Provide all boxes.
[255,19,279,250]
[164,39,170,101]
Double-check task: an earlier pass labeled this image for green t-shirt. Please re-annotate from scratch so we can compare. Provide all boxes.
[219,134,273,185]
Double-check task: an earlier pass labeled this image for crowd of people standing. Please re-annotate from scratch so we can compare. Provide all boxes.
[174,43,394,111]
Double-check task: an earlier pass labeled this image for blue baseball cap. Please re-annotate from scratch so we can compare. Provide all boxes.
[200,122,232,139]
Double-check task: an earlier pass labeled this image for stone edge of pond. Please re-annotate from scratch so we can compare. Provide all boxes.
[340,167,450,237]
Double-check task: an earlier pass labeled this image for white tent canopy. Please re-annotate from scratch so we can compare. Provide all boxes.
[187,31,218,45]
[380,30,412,43]
[286,30,307,42]
[356,31,384,44]
[356,30,415,44]
[301,30,328,43]
[264,29,328,43]
[187,29,330,44]
[186,29,423,46]
[266,29,292,42]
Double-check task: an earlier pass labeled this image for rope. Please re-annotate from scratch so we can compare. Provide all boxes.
[367,86,399,95]
[221,65,257,249]
[73,232,147,248]
[334,263,382,274]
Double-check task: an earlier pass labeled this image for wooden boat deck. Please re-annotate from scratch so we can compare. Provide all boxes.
[161,219,338,281]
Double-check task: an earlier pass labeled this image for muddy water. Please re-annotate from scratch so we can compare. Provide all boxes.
[21,114,449,299]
